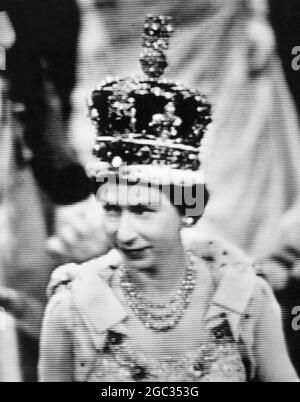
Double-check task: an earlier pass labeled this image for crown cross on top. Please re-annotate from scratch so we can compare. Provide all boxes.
[140,15,174,79]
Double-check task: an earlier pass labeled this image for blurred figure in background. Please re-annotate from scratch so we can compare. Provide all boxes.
[0,0,108,381]
[0,7,22,382]
[270,0,300,117]
[257,203,300,375]
[252,0,300,374]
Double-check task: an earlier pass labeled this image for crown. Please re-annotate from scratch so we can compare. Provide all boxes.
[87,15,212,185]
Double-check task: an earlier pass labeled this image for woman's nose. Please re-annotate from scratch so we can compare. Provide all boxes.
[116,211,137,246]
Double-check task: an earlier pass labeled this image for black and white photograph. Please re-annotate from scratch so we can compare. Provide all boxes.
[1,0,300,384]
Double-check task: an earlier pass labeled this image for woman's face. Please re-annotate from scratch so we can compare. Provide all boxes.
[98,182,183,271]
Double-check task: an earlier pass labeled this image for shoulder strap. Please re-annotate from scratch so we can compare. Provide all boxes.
[69,252,127,349]
[47,249,122,298]
[205,263,257,341]
[184,233,257,339]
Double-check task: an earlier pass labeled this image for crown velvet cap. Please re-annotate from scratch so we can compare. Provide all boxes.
[87,16,212,186]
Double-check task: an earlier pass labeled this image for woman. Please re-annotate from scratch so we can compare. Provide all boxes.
[39,180,298,382]
[39,16,297,382]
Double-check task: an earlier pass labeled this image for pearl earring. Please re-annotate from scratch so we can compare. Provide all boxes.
[182,217,194,227]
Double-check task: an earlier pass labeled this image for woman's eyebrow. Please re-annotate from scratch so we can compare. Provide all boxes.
[130,203,155,211]
[102,201,120,208]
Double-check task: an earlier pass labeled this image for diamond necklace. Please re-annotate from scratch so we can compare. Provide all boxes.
[120,254,196,332]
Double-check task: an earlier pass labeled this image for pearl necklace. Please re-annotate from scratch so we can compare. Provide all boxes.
[120,255,196,332]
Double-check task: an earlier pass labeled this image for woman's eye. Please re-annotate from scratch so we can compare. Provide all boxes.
[103,203,121,214]
[131,205,153,215]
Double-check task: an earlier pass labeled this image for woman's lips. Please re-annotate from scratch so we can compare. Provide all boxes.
[119,247,150,257]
